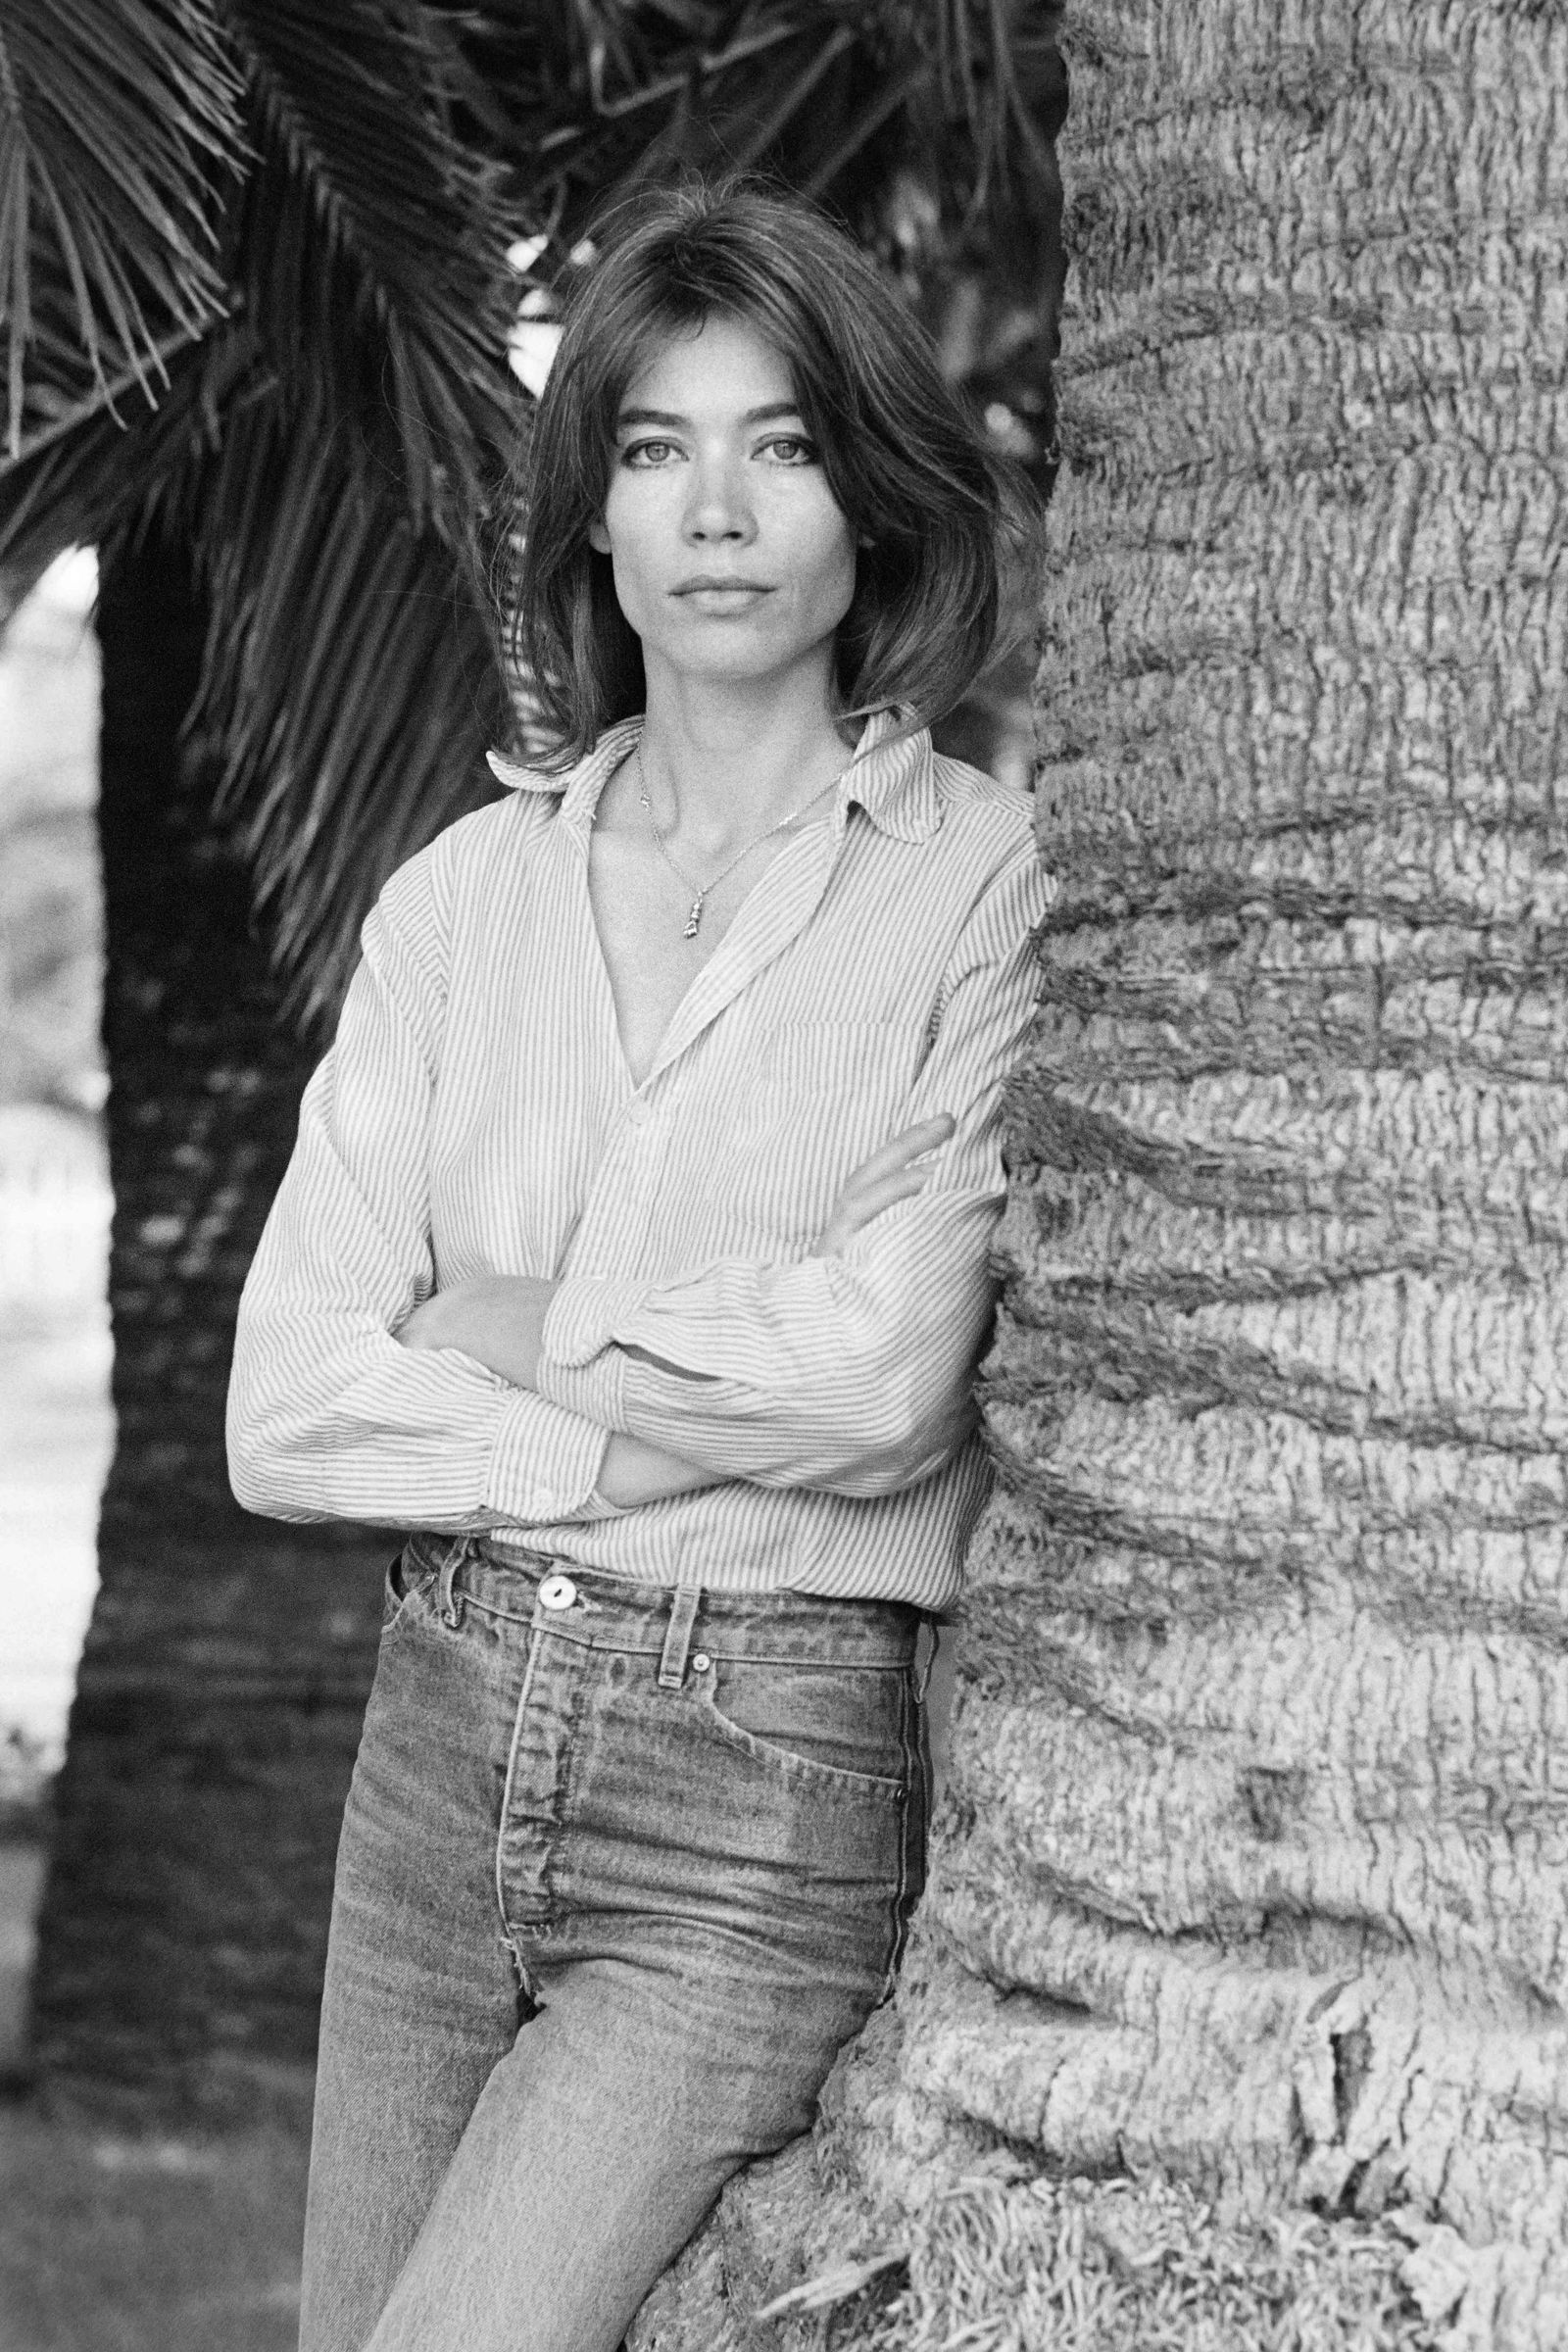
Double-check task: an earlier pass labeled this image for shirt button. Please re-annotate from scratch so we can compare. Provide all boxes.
[538,1573,577,1612]
[526,1489,556,1517]
[626,1098,652,1126]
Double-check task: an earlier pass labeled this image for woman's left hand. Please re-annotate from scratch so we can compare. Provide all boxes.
[809,1115,956,1258]
[395,1276,558,1391]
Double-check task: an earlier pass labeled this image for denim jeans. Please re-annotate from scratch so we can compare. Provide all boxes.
[299,1535,928,2352]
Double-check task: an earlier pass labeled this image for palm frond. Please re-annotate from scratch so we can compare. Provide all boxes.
[0,315,261,597]
[172,375,508,1023]
[0,0,1066,1026]
[222,0,518,534]
[0,0,244,455]
[459,0,1052,255]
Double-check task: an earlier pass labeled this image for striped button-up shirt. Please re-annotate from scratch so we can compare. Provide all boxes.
[227,711,1051,1611]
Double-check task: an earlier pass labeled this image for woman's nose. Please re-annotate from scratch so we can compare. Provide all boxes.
[682,458,755,544]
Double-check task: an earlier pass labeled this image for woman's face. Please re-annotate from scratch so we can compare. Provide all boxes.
[589,315,858,700]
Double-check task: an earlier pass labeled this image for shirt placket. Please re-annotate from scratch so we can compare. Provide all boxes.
[561,809,846,1281]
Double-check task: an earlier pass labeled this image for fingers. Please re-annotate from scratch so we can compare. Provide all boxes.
[835,1167,933,1232]
[809,1185,920,1259]
[836,1114,956,1200]
[810,1116,957,1257]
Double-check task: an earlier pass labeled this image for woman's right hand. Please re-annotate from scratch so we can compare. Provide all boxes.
[809,1114,956,1258]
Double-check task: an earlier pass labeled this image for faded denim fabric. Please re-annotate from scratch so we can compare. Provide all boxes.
[299,1534,928,2352]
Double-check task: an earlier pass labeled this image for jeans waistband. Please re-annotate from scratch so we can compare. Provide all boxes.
[402,1533,921,1682]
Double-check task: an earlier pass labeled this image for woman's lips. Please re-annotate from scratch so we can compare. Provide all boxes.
[671,578,775,598]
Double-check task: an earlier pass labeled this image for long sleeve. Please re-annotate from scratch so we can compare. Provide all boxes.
[226,855,609,1531]
[535,840,1046,1498]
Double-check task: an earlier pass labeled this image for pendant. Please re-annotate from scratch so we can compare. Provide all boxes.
[683,893,704,940]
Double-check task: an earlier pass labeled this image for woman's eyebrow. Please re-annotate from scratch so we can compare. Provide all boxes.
[613,401,805,431]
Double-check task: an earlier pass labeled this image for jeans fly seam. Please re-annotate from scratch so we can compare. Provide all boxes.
[494,1626,544,1987]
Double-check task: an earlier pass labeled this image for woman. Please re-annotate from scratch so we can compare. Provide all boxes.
[227,177,1050,2352]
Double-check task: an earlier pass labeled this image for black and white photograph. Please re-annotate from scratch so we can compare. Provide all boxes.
[0,3,1562,2347]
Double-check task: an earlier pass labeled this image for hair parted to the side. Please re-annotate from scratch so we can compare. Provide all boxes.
[508,176,1032,766]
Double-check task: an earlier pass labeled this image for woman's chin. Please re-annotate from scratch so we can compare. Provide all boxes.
[641,626,839,697]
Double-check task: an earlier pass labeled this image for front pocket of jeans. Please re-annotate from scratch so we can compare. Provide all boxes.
[697,1656,910,1798]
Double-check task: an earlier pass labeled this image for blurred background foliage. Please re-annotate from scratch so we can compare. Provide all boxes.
[0,0,1066,1027]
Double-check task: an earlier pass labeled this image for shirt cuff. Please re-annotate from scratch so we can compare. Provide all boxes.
[541,1275,651,1366]
[536,1277,642,1427]
[485,1391,611,1523]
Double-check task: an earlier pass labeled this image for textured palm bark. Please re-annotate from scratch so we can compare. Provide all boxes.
[30,545,387,2096]
[634,4,1568,2345]
[903,1,1568,2341]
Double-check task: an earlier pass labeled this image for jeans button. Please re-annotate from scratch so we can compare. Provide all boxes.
[538,1573,577,1612]
[691,1652,710,1674]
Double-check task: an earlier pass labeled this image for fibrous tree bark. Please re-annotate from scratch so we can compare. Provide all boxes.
[920,0,1568,2337]
[635,4,1568,2345]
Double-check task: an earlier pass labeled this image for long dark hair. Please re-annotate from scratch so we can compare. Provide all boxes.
[508,178,1027,765]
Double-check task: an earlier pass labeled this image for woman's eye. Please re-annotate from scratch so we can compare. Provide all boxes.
[763,436,816,464]
[623,439,678,466]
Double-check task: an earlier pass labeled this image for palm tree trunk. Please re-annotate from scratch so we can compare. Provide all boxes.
[902,0,1568,2337]
[30,540,387,2099]
[633,3,1568,2344]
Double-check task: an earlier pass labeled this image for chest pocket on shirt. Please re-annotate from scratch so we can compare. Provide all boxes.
[723,1019,918,1249]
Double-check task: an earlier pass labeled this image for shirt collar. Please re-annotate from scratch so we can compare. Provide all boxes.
[486,718,642,842]
[485,706,941,845]
[839,708,942,843]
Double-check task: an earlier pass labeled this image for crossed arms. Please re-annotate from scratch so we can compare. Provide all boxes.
[226,843,1042,1532]
[392,1115,956,1507]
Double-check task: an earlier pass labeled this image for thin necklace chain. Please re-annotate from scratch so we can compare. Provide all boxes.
[635,742,843,939]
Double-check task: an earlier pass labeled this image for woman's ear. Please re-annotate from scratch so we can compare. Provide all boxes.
[588,518,612,554]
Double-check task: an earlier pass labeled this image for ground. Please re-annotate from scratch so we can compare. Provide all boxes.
[0,2089,309,2352]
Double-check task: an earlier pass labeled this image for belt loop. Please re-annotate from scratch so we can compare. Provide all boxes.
[914,1615,940,1704]
[439,1538,467,1630]
[658,1560,703,1690]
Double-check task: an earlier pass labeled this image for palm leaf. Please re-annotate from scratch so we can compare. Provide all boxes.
[0,314,260,595]
[0,0,1066,1026]
[172,376,509,1022]
[0,0,244,455]
[222,0,518,533]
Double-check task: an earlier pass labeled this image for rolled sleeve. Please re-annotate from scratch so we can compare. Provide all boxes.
[487,1388,612,1523]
